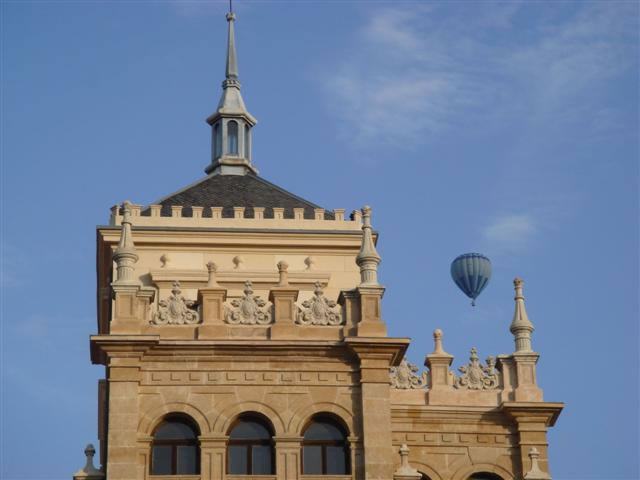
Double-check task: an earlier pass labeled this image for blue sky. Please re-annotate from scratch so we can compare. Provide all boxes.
[1,1,638,479]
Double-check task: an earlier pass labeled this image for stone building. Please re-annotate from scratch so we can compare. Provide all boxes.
[73,10,563,480]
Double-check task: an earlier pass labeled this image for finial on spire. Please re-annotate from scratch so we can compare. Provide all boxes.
[206,261,220,287]
[73,443,104,479]
[112,201,139,285]
[524,447,551,480]
[224,4,238,85]
[432,329,448,355]
[277,260,289,286]
[510,277,535,352]
[393,444,421,478]
[356,205,381,286]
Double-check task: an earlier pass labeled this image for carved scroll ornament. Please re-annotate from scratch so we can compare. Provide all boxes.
[296,281,343,326]
[225,280,272,325]
[453,347,500,390]
[390,357,428,389]
[151,281,199,325]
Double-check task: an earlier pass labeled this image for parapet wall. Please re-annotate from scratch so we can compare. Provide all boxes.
[110,204,363,231]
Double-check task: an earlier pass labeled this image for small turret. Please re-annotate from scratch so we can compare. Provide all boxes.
[510,277,535,352]
[112,201,138,285]
[205,8,258,176]
[356,206,381,286]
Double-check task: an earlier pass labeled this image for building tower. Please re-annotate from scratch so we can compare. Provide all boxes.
[75,9,563,480]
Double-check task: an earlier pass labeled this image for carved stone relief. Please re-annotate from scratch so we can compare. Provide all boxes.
[225,280,272,325]
[390,357,428,389]
[150,281,199,325]
[296,281,343,326]
[453,347,500,390]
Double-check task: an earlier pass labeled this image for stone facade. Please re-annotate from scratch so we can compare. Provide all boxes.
[77,202,562,480]
[73,10,563,480]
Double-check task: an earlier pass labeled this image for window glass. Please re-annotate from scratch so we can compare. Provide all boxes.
[302,445,322,475]
[302,415,349,475]
[214,123,222,158]
[227,414,274,475]
[176,445,197,475]
[469,474,503,480]
[150,416,200,476]
[228,120,238,155]
[228,445,248,474]
[244,125,250,159]
[154,422,197,440]
[252,445,272,474]
[151,445,172,475]
[326,445,346,474]
[304,421,344,441]
[229,419,271,439]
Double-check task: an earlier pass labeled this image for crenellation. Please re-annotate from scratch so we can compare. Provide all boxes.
[110,203,365,230]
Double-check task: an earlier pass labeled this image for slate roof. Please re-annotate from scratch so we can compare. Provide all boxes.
[148,173,335,220]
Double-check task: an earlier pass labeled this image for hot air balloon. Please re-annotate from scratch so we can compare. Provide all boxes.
[450,253,492,306]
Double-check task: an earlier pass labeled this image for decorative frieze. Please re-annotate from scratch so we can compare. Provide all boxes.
[225,280,272,325]
[390,358,428,389]
[453,348,500,390]
[150,281,199,325]
[142,369,354,386]
[296,281,343,326]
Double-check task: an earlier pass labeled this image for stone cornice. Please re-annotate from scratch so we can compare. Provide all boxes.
[90,336,364,364]
[501,401,564,427]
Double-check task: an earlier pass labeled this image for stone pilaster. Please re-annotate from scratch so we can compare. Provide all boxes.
[106,362,140,480]
[346,338,408,480]
[269,261,300,339]
[425,329,454,404]
[356,286,387,337]
[110,285,154,334]
[199,436,228,480]
[198,261,228,338]
[274,436,302,479]
[338,289,360,337]
[503,402,563,480]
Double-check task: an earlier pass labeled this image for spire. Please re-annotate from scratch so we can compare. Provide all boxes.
[205,6,258,176]
[224,9,239,85]
[510,277,535,352]
[356,206,381,286]
[112,201,139,285]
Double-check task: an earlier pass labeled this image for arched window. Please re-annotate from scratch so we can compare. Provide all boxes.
[244,124,250,159]
[150,415,200,475]
[227,414,274,475]
[214,122,221,158]
[227,120,238,155]
[469,473,504,480]
[302,414,350,475]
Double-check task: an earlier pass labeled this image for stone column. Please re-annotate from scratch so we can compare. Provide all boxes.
[199,436,228,480]
[274,436,302,479]
[106,359,140,480]
[270,261,300,339]
[198,262,228,338]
